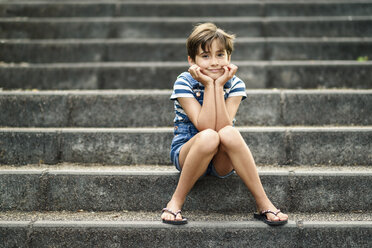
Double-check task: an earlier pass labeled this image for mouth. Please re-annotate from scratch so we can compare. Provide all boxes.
[207,68,223,73]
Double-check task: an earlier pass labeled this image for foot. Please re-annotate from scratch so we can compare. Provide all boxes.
[257,203,288,223]
[161,200,186,224]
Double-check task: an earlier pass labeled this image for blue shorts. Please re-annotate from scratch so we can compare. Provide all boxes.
[170,122,235,179]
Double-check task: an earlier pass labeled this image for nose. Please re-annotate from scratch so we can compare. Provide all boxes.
[211,55,219,65]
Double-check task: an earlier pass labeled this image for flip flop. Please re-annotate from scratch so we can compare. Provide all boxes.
[254,209,288,226]
[161,208,188,225]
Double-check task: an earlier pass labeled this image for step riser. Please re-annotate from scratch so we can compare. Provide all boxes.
[1,222,371,248]
[1,172,371,212]
[1,63,371,89]
[0,129,371,166]
[2,2,372,17]
[1,20,371,39]
[1,92,371,127]
[2,41,372,63]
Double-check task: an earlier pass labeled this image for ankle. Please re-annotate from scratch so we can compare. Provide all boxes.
[168,196,185,208]
[255,198,274,211]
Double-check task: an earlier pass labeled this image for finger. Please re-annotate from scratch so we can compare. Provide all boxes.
[188,67,198,78]
[227,64,237,78]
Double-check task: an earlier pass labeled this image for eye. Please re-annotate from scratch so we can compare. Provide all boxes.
[218,53,225,57]
[201,54,209,58]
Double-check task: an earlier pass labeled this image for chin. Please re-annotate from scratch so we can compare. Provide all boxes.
[210,73,223,80]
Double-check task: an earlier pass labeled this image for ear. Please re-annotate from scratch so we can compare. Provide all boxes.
[188,56,195,66]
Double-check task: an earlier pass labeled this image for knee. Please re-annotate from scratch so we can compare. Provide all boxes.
[195,129,220,154]
[218,126,242,150]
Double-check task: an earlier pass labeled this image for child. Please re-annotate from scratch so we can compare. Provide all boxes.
[161,23,288,226]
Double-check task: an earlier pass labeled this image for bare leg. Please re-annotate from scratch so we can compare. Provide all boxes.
[162,129,220,222]
[215,126,288,222]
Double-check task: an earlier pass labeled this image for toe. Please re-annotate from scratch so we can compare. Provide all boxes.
[268,214,280,222]
[161,212,174,221]
[175,213,183,221]
[278,212,288,221]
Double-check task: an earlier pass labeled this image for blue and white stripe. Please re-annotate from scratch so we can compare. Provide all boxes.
[170,72,247,123]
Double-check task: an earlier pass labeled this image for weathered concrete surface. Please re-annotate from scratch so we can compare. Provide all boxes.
[281,90,372,126]
[1,168,371,212]
[288,127,372,166]
[1,61,372,90]
[2,38,372,63]
[1,1,372,17]
[0,221,29,248]
[1,220,371,248]
[0,127,371,165]
[0,129,61,165]
[1,17,371,39]
[0,172,42,211]
[1,89,371,127]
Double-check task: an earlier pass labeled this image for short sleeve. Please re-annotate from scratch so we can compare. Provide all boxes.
[170,73,195,100]
[228,76,247,101]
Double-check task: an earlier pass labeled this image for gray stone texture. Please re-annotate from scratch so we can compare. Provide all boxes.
[0,221,29,248]
[2,90,371,127]
[1,62,372,90]
[3,39,372,63]
[0,169,371,213]
[1,1,372,18]
[0,127,371,165]
[1,221,370,248]
[1,17,372,39]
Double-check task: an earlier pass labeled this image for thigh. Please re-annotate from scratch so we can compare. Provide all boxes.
[212,145,234,176]
[178,129,219,169]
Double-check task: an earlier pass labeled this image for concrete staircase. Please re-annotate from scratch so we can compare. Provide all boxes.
[1,0,371,247]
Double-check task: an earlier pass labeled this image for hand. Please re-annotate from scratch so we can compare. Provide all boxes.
[215,64,238,87]
[188,65,214,86]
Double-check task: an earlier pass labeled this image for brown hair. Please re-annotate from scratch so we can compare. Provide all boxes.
[186,23,235,61]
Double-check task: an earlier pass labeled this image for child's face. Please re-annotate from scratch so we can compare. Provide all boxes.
[188,39,231,80]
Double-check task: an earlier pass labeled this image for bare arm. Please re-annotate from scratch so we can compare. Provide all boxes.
[179,64,242,131]
[214,64,241,131]
[178,65,216,131]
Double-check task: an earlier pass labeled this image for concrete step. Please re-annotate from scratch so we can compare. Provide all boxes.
[1,16,371,39]
[2,38,372,63]
[1,89,371,127]
[1,61,372,89]
[2,1,372,18]
[2,218,371,248]
[1,165,371,212]
[0,127,371,166]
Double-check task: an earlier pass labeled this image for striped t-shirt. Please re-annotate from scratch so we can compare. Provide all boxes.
[170,72,247,123]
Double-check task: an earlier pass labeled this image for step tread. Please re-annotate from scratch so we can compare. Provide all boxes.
[2,60,372,67]
[1,126,372,132]
[3,37,372,43]
[2,16,372,22]
[1,164,372,173]
[2,88,372,94]
[1,210,371,223]
[4,0,372,5]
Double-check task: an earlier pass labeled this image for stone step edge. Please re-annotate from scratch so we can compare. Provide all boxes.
[1,165,372,174]
[1,220,372,229]
[1,16,372,22]
[4,0,372,6]
[1,88,371,95]
[2,219,370,247]
[1,210,372,222]
[2,61,372,68]
[1,126,372,132]
[3,37,372,43]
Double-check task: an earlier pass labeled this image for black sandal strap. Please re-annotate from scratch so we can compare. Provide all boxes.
[162,208,182,217]
[261,209,281,216]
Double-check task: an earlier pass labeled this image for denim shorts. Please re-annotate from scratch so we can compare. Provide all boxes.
[170,122,235,179]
